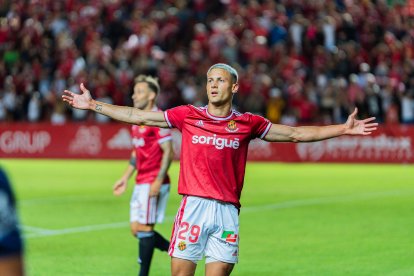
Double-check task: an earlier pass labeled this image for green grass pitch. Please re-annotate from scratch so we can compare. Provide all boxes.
[2,159,414,275]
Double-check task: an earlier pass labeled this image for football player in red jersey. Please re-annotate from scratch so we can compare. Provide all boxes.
[63,63,377,276]
[112,75,173,276]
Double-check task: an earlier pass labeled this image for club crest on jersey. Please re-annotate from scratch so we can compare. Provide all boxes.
[225,120,239,132]
[178,241,187,251]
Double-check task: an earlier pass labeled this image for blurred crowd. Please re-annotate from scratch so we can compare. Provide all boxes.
[1,0,414,125]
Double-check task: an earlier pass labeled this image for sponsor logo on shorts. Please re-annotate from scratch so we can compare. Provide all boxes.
[221,230,238,243]
[178,241,187,251]
[216,238,238,247]
[232,249,238,257]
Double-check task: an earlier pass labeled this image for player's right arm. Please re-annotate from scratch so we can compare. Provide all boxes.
[62,83,168,128]
[113,151,136,196]
[263,108,377,142]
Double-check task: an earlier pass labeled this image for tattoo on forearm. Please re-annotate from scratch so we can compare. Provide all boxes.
[127,107,133,118]
[95,104,103,112]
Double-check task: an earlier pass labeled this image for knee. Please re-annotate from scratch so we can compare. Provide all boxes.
[130,223,154,237]
[130,227,138,237]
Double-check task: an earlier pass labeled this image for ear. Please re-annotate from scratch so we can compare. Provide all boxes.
[232,83,239,94]
[148,91,157,101]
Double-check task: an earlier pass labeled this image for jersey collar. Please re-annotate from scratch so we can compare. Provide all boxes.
[205,106,234,121]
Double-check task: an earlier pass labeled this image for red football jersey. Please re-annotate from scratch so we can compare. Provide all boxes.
[131,118,172,185]
[164,105,271,207]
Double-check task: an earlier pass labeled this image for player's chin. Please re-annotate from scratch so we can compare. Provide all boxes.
[208,96,223,104]
[134,103,144,109]
[207,94,217,101]
[209,100,224,106]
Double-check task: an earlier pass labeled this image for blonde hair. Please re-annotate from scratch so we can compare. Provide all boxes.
[134,75,160,94]
[207,63,238,83]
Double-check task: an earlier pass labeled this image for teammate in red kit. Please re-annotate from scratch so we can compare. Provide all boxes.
[112,75,173,276]
[63,63,378,276]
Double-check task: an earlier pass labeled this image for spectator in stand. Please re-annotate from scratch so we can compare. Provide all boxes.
[1,0,414,125]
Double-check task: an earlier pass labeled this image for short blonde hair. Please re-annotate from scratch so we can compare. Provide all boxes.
[134,75,160,94]
[207,63,238,83]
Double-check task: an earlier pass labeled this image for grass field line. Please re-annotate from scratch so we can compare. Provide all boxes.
[20,194,114,205]
[20,225,53,233]
[242,189,414,213]
[23,188,414,239]
[23,221,129,238]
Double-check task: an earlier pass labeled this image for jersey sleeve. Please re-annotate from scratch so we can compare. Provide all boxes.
[156,128,172,144]
[164,105,191,131]
[250,113,272,139]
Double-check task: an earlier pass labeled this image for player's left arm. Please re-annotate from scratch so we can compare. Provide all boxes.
[149,140,174,197]
[264,108,378,142]
[62,83,168,127]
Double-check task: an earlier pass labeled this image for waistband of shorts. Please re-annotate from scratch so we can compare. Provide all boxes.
[184,195,240,209]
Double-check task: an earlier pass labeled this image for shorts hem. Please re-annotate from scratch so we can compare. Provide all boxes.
[205,255,238,264]
[171,255,199,264]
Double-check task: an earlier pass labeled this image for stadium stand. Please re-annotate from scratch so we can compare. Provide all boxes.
[0,0,413,125]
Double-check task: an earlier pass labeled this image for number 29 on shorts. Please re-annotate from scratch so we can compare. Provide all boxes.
[177,222,201,243]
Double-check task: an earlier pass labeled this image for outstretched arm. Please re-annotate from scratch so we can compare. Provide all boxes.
[62,83,168,127]
[264,108,378,142]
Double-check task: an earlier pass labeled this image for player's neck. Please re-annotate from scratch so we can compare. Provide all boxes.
[143,103,155,111]
[207,102,232,117]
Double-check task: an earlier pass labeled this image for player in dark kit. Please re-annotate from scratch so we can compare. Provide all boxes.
[63,63,377,276]
[0,167,24,276]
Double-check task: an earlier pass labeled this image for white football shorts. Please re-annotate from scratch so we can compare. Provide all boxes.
[130,183,170,224]
[169,196,239,264]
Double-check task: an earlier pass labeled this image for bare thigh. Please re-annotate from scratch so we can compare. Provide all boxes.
[171,257,197,276]
[205,261,234,276]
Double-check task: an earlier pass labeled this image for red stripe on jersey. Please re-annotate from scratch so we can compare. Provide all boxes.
[169,196,188,256]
